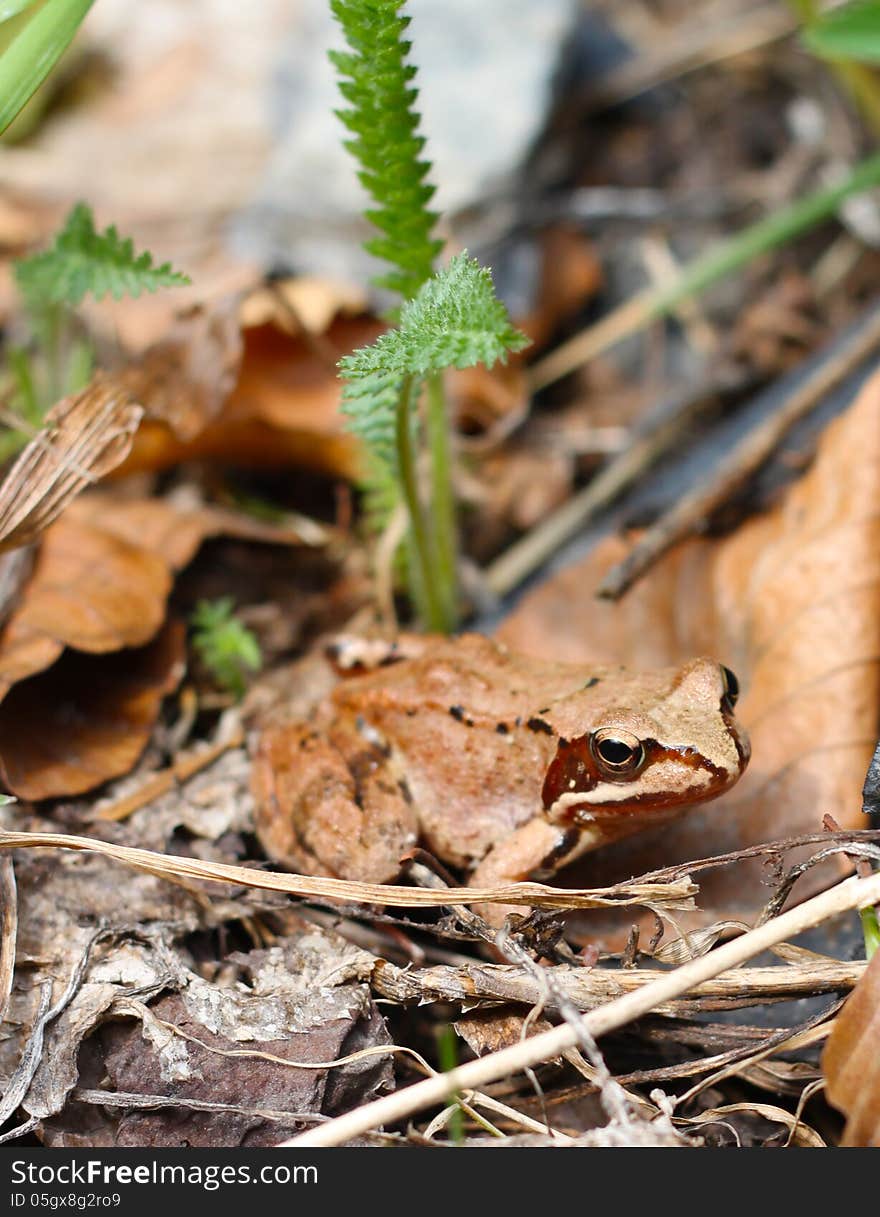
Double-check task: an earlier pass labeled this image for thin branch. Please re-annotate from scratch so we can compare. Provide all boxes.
[283,869,880,1146]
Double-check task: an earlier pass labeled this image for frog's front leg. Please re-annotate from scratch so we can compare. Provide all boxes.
[251,721,419,883]
[466,818,591,926]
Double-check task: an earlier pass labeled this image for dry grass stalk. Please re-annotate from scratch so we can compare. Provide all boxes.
[285,869,880,1146]
[0,376,142,554]
[0,827,697,912]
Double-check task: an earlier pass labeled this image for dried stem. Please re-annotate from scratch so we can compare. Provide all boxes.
[285,869,880,1146]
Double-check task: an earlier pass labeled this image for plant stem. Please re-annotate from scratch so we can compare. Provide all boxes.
[6,347,40,425]
[861,905,880,959]
[531,146,880,390]
[790,0,880,138]
[425,371,458,629]
[395,375,446,632]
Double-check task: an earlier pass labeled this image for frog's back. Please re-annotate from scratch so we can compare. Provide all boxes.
[328,635,608,869]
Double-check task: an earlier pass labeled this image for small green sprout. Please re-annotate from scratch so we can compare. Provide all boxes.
[190,598,262,701]
[329,0,528,632]
[0,202,190,461]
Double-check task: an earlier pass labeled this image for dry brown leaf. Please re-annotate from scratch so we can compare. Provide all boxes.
[238,276,369,336]
[498,361,880,934]
[114,302,243,442]
[455,1009,554,1057]
[0,375,142,554]
[0,493,315,708]
[822,948,880,1145]
[118,316,379,481]
[41,931,393,1147]
[1,515,171,661]
[0,621,185,800]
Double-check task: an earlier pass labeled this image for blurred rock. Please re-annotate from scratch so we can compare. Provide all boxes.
[230,0,579,286]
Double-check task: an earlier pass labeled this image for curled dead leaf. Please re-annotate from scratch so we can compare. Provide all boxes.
[0,491,317,704]
[822,948,880,1146]
[0,621,185,800]
[118,315,378,481]
[114,302,243,442]
[0,493,318,798]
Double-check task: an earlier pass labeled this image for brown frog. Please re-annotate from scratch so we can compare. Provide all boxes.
[251,633,749,891]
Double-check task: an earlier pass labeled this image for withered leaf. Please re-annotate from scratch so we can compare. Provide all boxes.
[0,515,170,663]
[119,316,378,481]
[0,375,142,554]
[114,302,243,442]
[822,949,880,1146]
[0,492,314,708]
[0,621,185,800]
[498,361,880,934]
[41,935,393,1148]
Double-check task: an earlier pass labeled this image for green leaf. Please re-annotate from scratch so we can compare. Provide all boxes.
[330,0,442,305]
[0,0,93,134]
[0,2,40,22]
[190,598,262,701]
[338,252,528,510]
[803,1,880,62]
[14,202,190,309]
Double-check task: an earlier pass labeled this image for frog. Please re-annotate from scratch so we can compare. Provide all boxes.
[250,632,749,892]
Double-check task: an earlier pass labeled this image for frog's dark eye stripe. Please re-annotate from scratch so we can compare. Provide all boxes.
[721,666,740,709]
[590,728,645,778]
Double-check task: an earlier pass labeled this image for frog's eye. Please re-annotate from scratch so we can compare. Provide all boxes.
[721,666,740,710]
[590,728,645,779]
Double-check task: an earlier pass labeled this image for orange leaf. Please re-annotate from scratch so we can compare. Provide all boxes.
[0,493,314,709]
[0,621,185,800]
[3,515,171,657]
[117,316,378,481]
[115,302,243,442]
[822,949,880,1146]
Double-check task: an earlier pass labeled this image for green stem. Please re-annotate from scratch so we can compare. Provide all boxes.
[861,904,880,960]
[38,301,64,407]
[7,346,40,425]
[790,0,880,138]
[425,371,458,629]
[534,147,880,390]
[395,375,446,632]
[650,148,880,316]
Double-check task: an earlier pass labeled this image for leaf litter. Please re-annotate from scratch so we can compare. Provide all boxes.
[4,0,880,1152]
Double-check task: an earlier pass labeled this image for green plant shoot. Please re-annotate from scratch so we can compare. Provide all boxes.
[15,201,190,308]
[802,1,880,63]
[190,598,262,701]
[0,202,190,460]
[0,0,93,135]
[330,0,528,632]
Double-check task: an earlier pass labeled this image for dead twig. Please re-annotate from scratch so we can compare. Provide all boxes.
[0,854,16,1025]
[284,869,880,1146]
[89,713,245,823]
[370,956,864,1016]
[598,305,880,598]
[0,927,106,1130]
[483,369,751,600]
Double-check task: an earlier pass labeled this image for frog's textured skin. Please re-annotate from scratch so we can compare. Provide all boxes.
[251,634,749,888]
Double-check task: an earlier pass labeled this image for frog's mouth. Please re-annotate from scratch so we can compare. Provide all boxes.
[542,733,749,828]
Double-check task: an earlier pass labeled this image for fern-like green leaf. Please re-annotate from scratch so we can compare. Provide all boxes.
[191,597,261,701]
[339,252,529,504]
[330,0,442,303]
[14,202,190,310]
